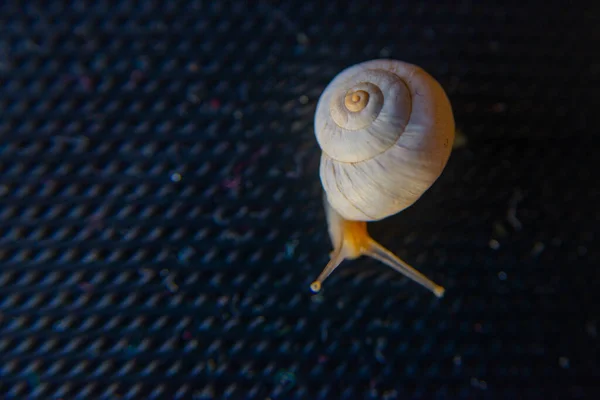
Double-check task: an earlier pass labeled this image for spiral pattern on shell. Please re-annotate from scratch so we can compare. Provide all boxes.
[314,59,455,221]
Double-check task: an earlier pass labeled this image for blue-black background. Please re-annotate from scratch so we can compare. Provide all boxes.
[0,1,599,399]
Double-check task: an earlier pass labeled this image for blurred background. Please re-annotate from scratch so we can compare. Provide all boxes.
[0,1,599,399]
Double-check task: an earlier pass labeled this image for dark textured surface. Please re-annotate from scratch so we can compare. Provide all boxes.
[1,1,599,399]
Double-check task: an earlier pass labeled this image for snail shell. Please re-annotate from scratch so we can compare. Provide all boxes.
[314,59,455,221]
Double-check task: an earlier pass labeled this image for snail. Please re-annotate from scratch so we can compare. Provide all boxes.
[311,59,455,297]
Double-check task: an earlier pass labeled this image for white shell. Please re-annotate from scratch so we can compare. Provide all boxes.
[314,59,455,221]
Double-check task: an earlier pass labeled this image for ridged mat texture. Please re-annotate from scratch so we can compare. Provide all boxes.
[0,1,599,399]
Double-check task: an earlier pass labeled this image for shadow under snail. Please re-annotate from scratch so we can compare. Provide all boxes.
[311,59,455,297]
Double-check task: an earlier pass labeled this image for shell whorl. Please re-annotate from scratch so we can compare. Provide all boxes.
[316,68,412,163]
[314,59,455,222]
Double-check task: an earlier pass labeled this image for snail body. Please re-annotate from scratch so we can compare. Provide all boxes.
[311,59,454,297]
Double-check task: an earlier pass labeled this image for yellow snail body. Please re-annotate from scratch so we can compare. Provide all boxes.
[311,59,455,297]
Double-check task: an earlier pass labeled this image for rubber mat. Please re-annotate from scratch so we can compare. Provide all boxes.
[0,1,599,399]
